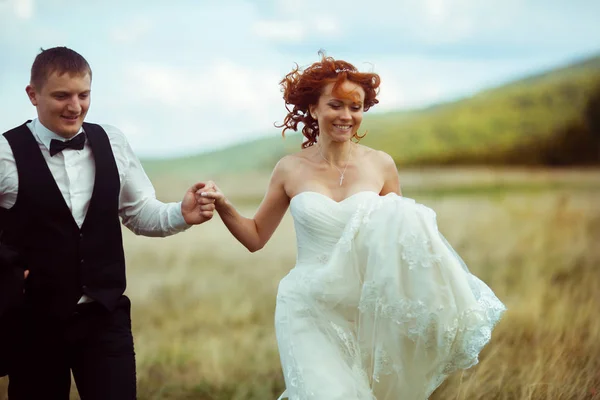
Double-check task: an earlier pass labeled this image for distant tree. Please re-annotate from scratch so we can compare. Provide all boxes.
[558,82,579,102]
[584,80,600,160]
[514,95,534,109]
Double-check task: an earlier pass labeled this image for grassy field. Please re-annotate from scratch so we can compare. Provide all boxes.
[134,168,600,400]
[1,168,599,399]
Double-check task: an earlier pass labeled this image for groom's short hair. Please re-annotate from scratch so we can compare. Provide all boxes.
[30,47,92,89]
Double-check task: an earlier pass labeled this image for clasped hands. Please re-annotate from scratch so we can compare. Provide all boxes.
[181,180,226,225]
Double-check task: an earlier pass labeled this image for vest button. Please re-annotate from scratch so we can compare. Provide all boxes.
[80,258,84,264]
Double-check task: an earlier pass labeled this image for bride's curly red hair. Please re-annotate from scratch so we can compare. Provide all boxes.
[276,52,381,148]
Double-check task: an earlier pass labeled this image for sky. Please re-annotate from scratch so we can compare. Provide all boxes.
[0,0,599,158]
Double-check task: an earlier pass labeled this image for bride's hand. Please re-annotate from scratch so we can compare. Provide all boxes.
[182,181,217,224]
[196,181,228,211]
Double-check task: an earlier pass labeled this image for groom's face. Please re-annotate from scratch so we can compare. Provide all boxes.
[26,71,91,139]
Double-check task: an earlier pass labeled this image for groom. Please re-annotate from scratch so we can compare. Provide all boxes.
[0,46,216,399]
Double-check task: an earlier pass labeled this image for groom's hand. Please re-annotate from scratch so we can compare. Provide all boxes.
[23,270,29,293]
[0,244,28,314]
[181,182,216,225]
[195,181,227,211]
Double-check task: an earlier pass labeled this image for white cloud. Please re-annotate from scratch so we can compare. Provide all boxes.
[119,59,285,155]
[423,0,446,23]
[125,60,282,115]
[415,0,498,44]
[113,120,144,141]
[9,0,34,20]
[110,16,153,44]
[375,74,407,110]
[372,54,570,110]
[313,16,340,36]
[252,20,305,42]
[274,0,304,15]
[13,0,33,19]
[252,14,341,43]
[125,64,193,107]
[207,59,281,115]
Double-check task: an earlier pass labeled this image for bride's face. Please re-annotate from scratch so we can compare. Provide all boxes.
[310,80,365,143]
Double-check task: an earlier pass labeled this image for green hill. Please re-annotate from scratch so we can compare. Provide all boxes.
[141,135,299,178]
[142,53,600,176]
[360,53,600,166]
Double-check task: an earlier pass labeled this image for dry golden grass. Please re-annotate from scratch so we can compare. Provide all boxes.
[1,168,599,400]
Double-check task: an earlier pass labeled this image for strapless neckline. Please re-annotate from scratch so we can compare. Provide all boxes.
[290,190,380,205]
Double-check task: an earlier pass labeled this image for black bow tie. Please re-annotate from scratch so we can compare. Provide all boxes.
[49,133,86,157]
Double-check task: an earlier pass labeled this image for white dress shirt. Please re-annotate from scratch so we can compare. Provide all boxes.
[0,119,191,302]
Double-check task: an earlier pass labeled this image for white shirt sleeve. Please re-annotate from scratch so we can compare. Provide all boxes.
[0,135,18,209]
[102,124,192,237]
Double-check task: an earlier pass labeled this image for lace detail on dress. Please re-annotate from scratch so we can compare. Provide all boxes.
[337,200,384,252]
[359,281,447,343]
[275,279,315,400]
[358,279,505,383]
[337,203,368,252]
[330,321,363,367]
[371,347,400,382]
[331,321,356,354]
[399,232,443,269]
[316,254,329,264]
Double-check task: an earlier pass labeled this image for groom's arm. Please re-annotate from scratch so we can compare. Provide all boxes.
[0,147,26,316]
[118,146,191,237]
[102,124,211,237]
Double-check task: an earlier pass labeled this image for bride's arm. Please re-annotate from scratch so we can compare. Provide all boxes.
[199,158,290,253]
[378,151,402,196]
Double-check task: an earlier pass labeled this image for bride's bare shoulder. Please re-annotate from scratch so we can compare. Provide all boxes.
[279,147,315,166]
[356,144,396,167]
[273,147,316,175]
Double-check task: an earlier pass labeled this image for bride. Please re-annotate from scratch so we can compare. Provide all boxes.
[199,54,506,399]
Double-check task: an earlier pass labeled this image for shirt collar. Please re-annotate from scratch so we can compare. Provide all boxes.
[32,118,85,151]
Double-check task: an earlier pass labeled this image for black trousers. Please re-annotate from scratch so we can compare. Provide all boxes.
[8,296,136,400]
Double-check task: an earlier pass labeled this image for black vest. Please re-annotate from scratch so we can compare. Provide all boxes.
[1,122,126,319]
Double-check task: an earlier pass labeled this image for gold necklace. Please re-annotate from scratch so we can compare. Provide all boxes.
[317,143,355,186]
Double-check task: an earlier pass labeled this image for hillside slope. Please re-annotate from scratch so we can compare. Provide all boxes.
[142,53,600,175]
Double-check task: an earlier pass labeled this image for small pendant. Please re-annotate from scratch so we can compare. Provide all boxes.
[339,174,344,186]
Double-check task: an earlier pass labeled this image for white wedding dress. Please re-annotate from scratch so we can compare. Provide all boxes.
[275,191,506,399]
